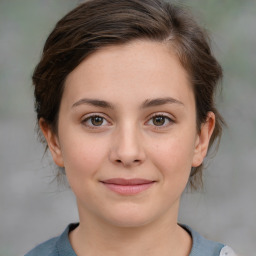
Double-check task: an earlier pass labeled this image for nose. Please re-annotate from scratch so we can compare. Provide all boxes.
[109,123,146,168]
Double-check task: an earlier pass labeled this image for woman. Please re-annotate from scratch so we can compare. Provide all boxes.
[26,0,236,255]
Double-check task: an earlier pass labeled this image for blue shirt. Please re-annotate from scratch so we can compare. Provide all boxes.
[25,223,226,256]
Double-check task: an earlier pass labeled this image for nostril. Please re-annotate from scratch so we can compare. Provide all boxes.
[115,159,140,165]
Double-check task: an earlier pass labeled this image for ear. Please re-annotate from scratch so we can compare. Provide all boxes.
[39,118,64,167]
[192,112,215,167]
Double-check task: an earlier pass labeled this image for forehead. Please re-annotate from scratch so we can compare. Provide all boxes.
[63,40,194,108]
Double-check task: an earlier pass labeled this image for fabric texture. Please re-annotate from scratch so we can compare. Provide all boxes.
[25,223,231,256]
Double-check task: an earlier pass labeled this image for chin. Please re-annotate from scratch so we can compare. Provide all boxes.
[102,206,157,228]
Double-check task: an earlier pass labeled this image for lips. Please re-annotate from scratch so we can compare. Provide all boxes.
[102,178,154,185]
[100,178,155,195]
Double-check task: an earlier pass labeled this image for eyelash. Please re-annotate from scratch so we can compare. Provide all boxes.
[81,113,174,129]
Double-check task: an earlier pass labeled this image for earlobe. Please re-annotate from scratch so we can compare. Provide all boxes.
[39,118,64,167]
[192,112,215,167]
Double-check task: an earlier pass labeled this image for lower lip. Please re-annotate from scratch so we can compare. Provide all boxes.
[101,182,155,195]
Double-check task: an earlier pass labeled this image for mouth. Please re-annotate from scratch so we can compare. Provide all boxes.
[100,178,156,195]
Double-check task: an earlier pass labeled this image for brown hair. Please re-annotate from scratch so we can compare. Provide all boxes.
[33,0,224,189]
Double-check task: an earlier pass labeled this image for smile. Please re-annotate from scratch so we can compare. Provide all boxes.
[100,178,156,195]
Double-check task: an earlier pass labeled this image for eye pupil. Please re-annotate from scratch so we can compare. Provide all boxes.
[92,116,103,126]
[153,116,165,126]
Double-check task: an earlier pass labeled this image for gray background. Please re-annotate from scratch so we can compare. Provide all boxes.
[0,0,255,255]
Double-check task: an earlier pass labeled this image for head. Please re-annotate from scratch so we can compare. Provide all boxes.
[34,0,224,191]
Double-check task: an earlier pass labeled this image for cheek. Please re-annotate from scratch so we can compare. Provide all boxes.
[59,132,109,184]
[148,131,196,180]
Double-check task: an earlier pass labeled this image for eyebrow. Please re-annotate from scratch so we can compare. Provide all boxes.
[141,97,184,108]
[72,97,184,109]
[72,98,114,109]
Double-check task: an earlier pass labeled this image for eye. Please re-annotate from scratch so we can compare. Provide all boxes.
[152,116,167,126]
[82,114,110,128]
[146,114,174,128]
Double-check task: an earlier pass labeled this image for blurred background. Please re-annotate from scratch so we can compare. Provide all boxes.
[0,0,255,255]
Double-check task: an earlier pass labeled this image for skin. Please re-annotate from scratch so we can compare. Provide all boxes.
[40,40,215,256]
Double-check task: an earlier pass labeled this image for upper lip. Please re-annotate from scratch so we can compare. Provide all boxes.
[101,178,155,185]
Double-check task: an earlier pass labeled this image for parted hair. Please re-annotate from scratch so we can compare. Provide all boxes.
[33,0,225,189]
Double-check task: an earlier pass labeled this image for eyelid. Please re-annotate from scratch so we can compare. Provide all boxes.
[147,112,175,121]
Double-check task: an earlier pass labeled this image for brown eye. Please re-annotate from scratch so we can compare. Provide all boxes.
[82,115,108,128]
[91,116,104,126]
[146,114,173,128]
[152,116,166,126]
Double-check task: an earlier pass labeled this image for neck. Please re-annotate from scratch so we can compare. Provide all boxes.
[69,201,192,256]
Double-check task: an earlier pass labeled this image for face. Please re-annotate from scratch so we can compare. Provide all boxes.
[41,40,214,228]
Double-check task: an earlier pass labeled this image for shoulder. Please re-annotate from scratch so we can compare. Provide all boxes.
[180,224,237,256]
[24,237,59,256]
[25,223,78,256]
